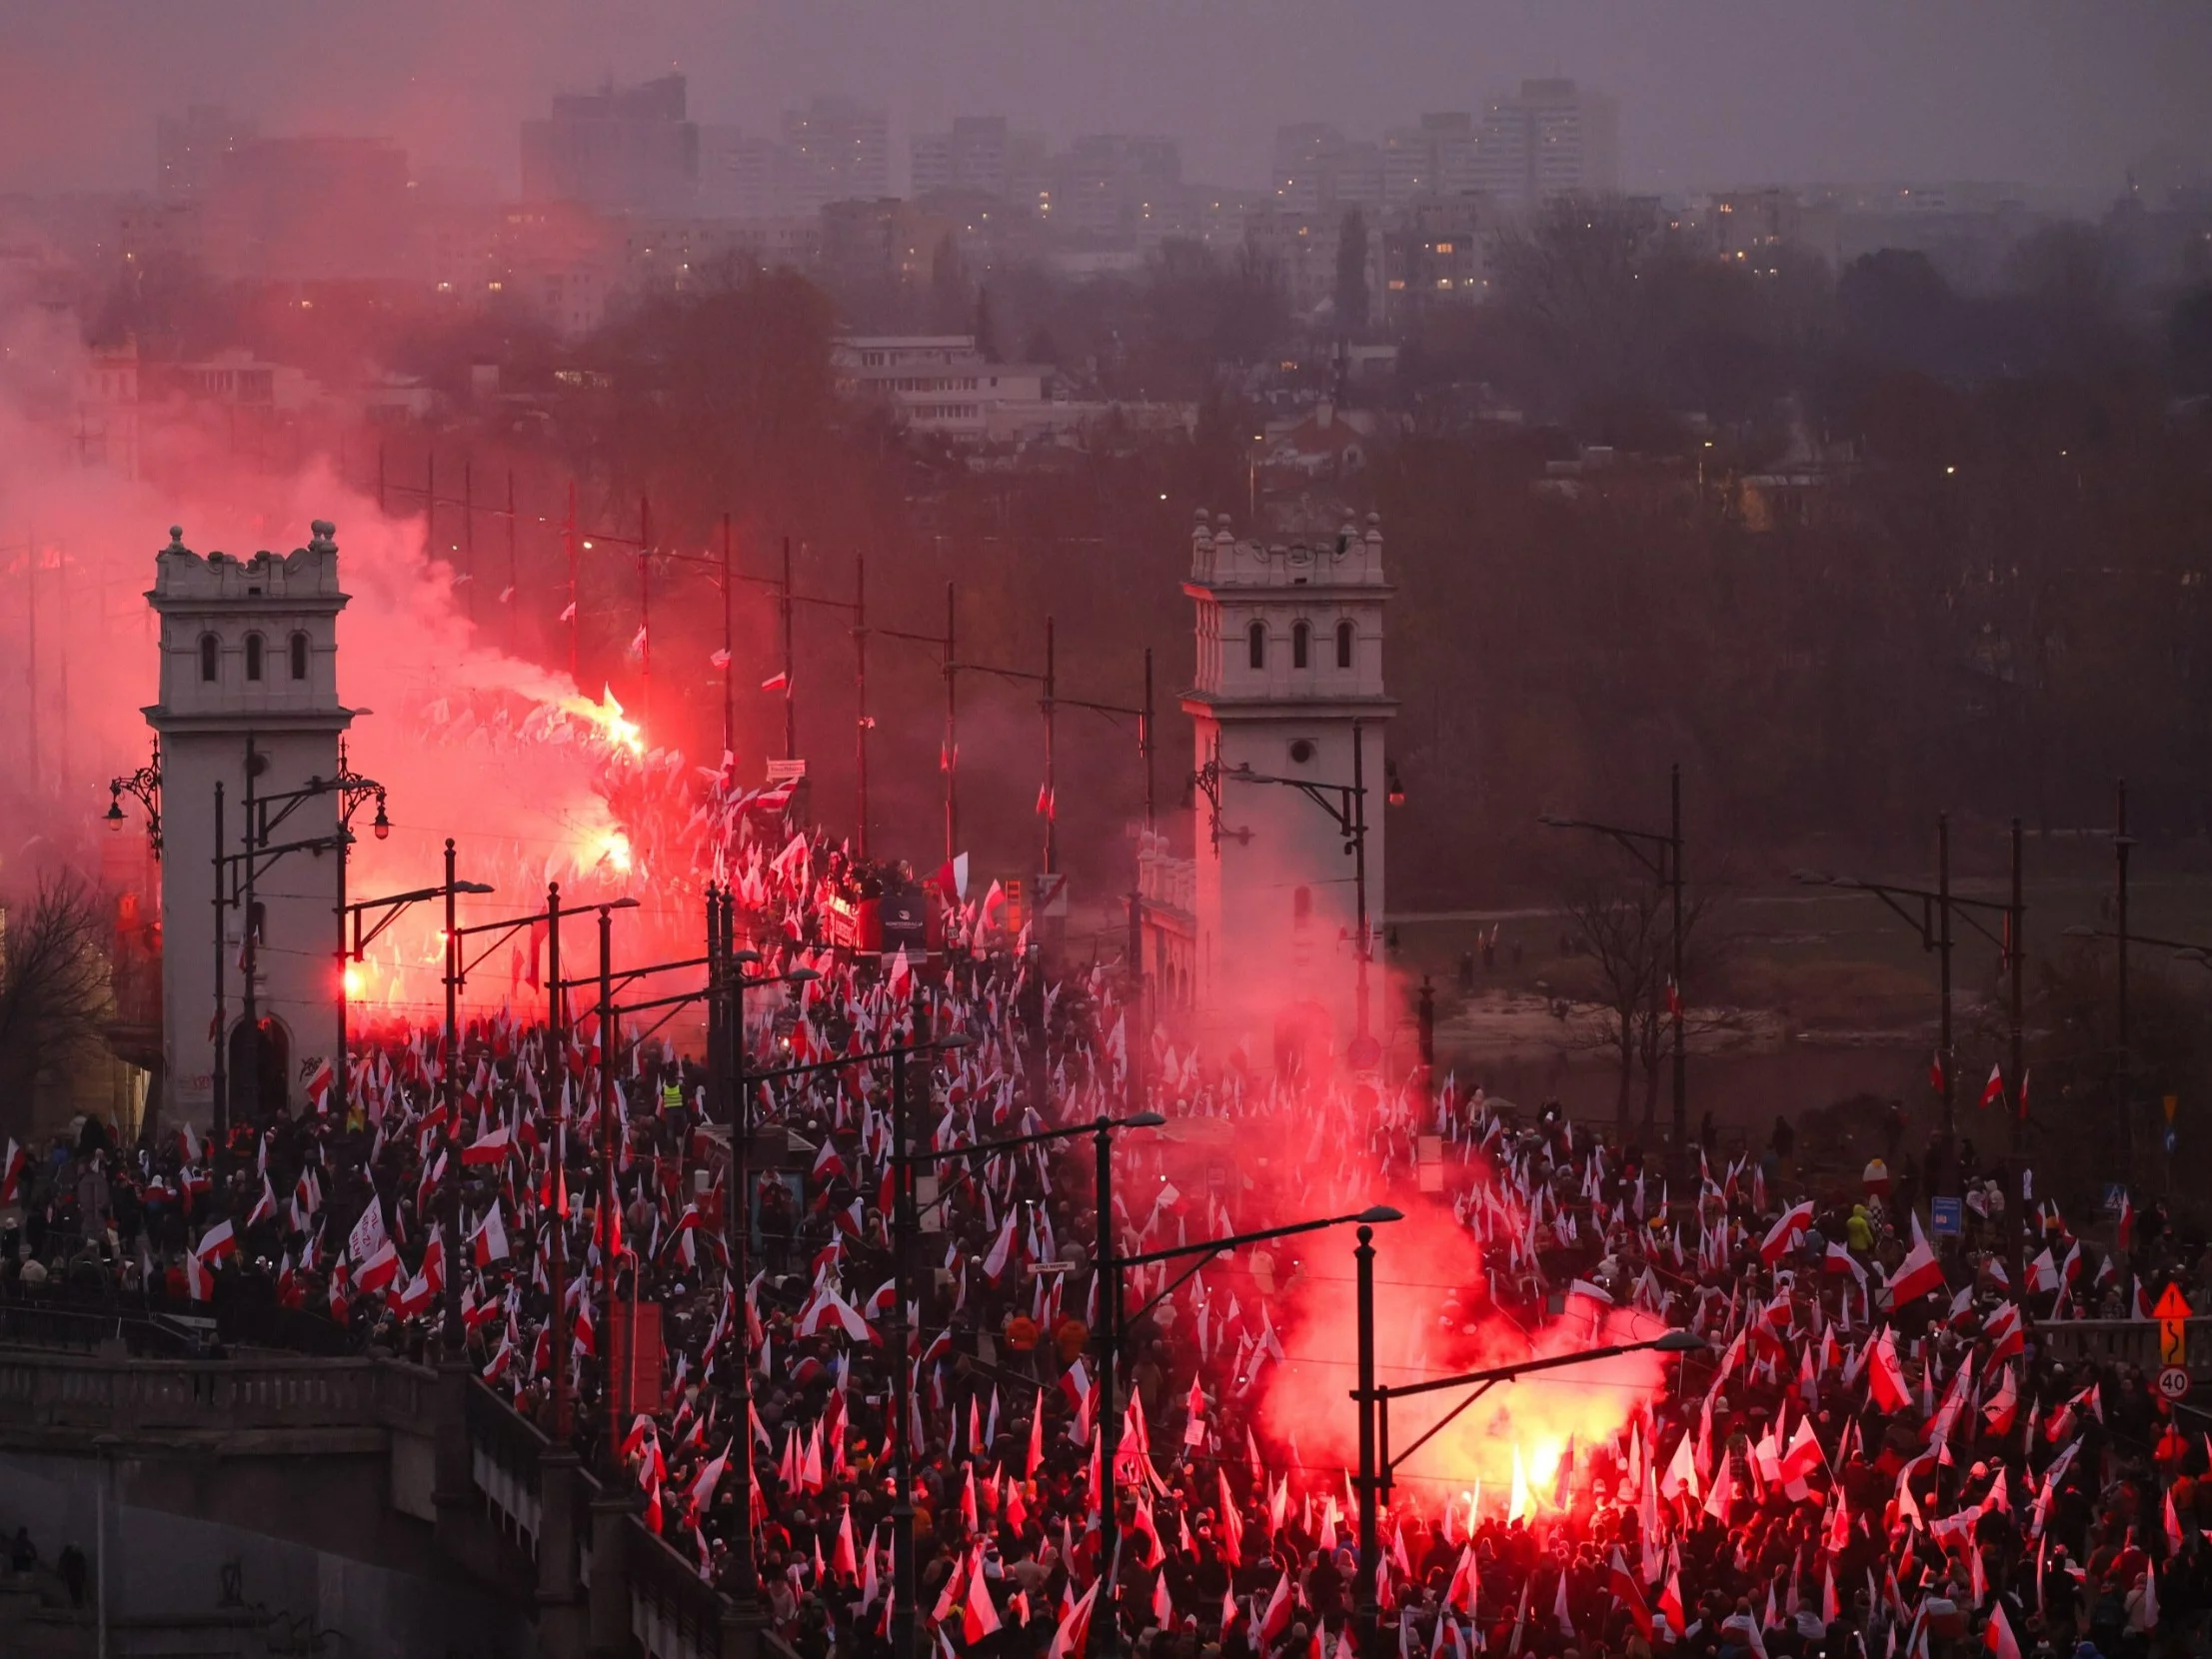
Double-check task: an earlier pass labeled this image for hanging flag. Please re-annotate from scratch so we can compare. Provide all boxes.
[761,670,790,693]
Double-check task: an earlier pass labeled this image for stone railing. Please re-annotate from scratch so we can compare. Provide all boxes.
[0,1331,798,1659]
[457,1380,797,1659]
[0,1347,433,1438]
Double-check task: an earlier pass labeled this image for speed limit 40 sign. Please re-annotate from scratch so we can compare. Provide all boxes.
[2159,1365,2192,1401]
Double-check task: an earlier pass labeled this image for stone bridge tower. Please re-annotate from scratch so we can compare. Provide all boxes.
[148,522,354,1128]
[1181,510,1394,1072]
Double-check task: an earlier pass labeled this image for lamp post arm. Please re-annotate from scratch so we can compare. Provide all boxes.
[1115,1208,1396,1272]
[1377,1378,1498,1476]
[1378,1333,1685,1401]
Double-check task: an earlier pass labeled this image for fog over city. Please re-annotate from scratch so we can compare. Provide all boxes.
[6,2,2211,198]
[7,9,2212,1656]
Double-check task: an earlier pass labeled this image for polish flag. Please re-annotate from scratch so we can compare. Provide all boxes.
[1825,1241,1868,1287]
[1047,1582,1098,1659]
[1657,1566,1687,1636]
[463,1123,512,1166]
[1777,1417,1826,1485]
[1760,1201,1816,1264]
[1984,1302,2025,1361]
[195,1219,239,1263]
[1983,1366,2019,1436]
[1610,1551,1654,1641]
[1865,1326,1912,1414]
[1984,1600,2023,1659]
[0,1139,23,1205]
[1886,1215,1945,1308]
[1979,1064,2005,1110]
[760,670,790,694]
[356,1238,402,1296]
[2025,1248,2059,1294]
[473,1205,510,1266]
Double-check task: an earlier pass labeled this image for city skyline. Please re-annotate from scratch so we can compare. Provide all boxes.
[4,1,2210,205]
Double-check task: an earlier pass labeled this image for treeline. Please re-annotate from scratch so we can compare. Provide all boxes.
[96,202,2212,911]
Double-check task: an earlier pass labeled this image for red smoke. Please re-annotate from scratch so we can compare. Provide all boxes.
[1256,1164,1672,1514]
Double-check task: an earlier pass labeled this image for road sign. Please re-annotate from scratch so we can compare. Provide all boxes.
[2157,1283,2193,1367]
[2165,1093,2179,1123]
[1930,1196,1963,1239]
[1033,872,1070,918]
[2160,1366,2192,1401]
[2167,1127,2180,1154]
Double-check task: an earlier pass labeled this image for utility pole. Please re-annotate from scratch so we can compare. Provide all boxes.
[944,583,959,862]
[2117,780,2133,1182]
[2009,817,2025,1154]
[442,836,464,1355]
[638,494,653,733]
[1354,1225,1379,1659]
[565,478,580,685]
[889,1037,918,1659]
[211,780,228,1135]
[547,882,571,1445]
[505,470,519,651]
[855,551,870,857]
[781,537,796,761]
[1093,1118,1122,1659]
[598,903,620,1468]
[462,458,475,625]
[1352,718,1370,1046]
[1938,812,1954,1134]
[239,737,260,1122]
[1669,763,1685,1149]
[720,515,736,761]
[1042,617,1058,875]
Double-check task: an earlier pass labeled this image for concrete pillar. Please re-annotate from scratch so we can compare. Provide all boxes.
[587,1488,634,1658]
[721,1597,769,1659]
[430,1358,475,1554]
[536,1446,586,1659]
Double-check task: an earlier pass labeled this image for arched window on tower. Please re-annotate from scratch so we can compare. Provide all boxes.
[1336,620,1354,670]
[1247,621,1266,670]
[289,632,309,681]
[1292,621,1309,669]
[199,633,219,683]
[244,633,264,682]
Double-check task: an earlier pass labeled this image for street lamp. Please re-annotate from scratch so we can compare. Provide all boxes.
[1538,763,1685,1149]
[1098,1202,1404,1659]
[1191,728,1378,1059]
[1350,1312,1705,1659]
[882,1104,1166,1659]
[105,740,162,858]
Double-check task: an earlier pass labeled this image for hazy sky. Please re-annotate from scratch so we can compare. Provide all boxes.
[5,1,2209,201]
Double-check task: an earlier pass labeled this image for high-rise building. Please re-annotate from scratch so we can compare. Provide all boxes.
[696,126,783,219]
[1274,123,1386,218]
[1383,113,1481,209]
[156,105,259,201]
[1050,134,1182,241]
[521,73,699,214]
[910,116,1018,200]
[1272,123,1347,215]
[201,136,415,282]
[781,96,890,212]
[1471,78,1618,215]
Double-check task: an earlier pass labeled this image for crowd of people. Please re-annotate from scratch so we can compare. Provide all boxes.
[7,816,2212,1659]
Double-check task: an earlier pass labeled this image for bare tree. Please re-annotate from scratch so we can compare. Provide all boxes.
[1558,883,1666,1132]
[1558,881,1728,1133]
[0,876,111,1140]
